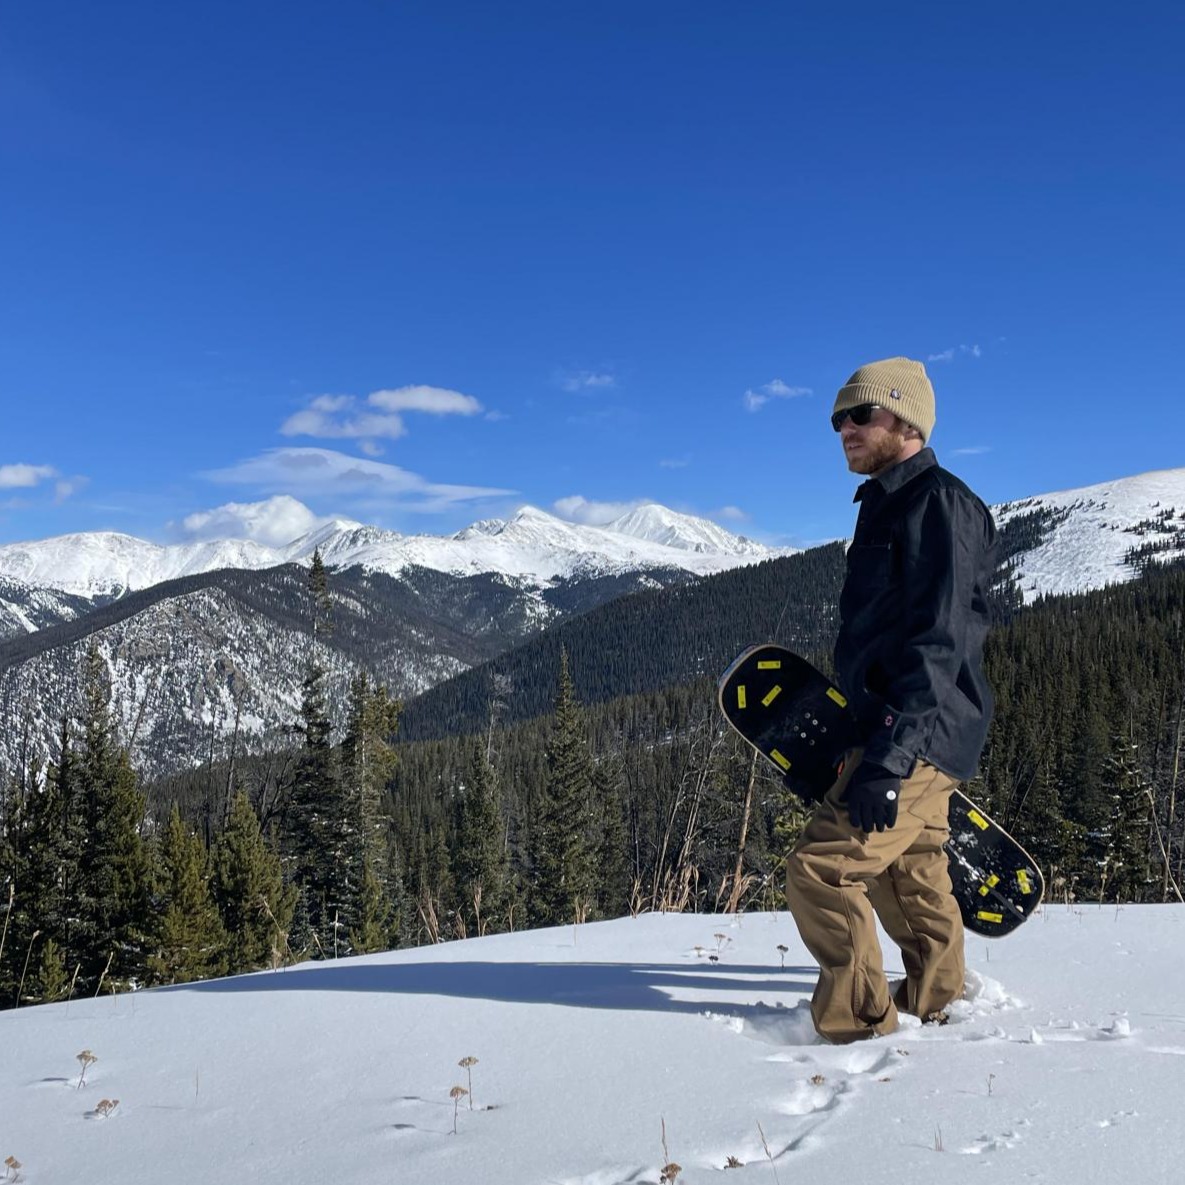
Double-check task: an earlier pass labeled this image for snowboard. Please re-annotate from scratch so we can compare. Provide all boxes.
[719,643,1044,938]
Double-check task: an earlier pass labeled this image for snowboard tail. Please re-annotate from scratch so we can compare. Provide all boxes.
[718,644,1044,938]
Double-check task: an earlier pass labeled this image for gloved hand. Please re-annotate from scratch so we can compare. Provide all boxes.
[844,761,901,832]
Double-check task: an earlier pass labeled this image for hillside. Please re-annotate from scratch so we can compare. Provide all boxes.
[1,907,1179,1185]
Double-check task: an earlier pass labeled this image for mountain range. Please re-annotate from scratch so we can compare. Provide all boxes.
[0,502,779,605]
[0,468,1182,782]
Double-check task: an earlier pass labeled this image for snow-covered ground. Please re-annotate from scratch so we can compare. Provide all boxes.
[3,904,1182,1184]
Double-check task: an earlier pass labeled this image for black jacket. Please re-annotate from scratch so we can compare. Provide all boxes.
[834,448,997,782]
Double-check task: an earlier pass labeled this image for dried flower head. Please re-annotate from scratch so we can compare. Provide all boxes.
[449,1086,468,1101]
[75,1050,98,1090]
[810,1073,826,1085]
[660,1163,682,1184]
[458,1056,477,1069]
[94,1099,119,1118]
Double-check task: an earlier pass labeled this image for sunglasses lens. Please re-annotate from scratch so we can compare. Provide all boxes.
[831,404,880,431]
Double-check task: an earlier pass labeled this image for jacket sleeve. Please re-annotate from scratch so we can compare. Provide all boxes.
[860,487,986,777]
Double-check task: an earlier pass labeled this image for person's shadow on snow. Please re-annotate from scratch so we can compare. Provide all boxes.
[168,958,817,1020]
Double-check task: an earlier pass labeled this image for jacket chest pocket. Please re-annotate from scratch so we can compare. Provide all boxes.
[845,541,894,592]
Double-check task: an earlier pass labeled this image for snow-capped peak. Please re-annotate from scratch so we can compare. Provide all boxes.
[604,504,764,555]
[993,466,1185,600]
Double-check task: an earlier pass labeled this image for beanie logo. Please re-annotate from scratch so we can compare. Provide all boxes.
[889,388,901,400]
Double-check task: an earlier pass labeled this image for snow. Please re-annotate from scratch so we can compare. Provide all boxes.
[4,467,1185,606]
[3,904,1183,1184]
[0,506,787,600]
[993,466,1185,601]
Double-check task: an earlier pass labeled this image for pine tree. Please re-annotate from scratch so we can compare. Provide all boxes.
[347,858,395,953]
[1103,726,1154,901]
[212,791,296,972]
[340,674,401,935]
[146,805,228,985]
[74,647,152,990]
[593,759,631,919]
[528,651,597,926]
[286,656,346,949]
[454,742,509,935]
[309,546,331,640]
[31,936,69,1004]
[13,717,86,979]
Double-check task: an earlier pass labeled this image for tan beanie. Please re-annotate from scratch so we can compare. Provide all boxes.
[833,357,936,443]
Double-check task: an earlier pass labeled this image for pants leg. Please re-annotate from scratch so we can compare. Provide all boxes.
[867,797,965,1020]
[785,752,961,1043]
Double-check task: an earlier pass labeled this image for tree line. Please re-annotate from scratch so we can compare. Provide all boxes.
[1,550,1183,1010]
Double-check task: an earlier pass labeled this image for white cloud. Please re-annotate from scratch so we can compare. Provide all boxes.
[558,370,617,393]
[659,455,691,469]
[951,446,992,456]
[309,394,354,412]
[280,407,407,440]
[369,385,483,415]
[743,379,812,412]
[280,385,483,442]
[928,344,982,363]
[553,495,648,525]
[54,476,88,503]
[713,505,748,522]
[203,447,515,507]
[181,495,338,546]
[0,463,58,488]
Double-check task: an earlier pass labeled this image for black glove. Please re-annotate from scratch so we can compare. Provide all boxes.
[844,762,901,832]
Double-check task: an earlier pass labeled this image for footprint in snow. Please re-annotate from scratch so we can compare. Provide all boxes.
[961,1128,1023,1154]
[1098,1109,1138,1127]
[777,1076,845,1117]
[1025,1015,1133,1043]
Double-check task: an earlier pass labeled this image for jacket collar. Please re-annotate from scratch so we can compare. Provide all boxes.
[853,447,937,502]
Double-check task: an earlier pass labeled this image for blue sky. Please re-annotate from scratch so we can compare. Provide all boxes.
[2,1,1182,549]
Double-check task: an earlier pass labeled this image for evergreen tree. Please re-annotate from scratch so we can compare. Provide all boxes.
[454,742,509,935]
[340,674,401,932]
[31,936,70,1004]
[347,858,395,953]
[593,759,631,919]
[74,647,152,990]
[309,546,332,641]
[146,805,228,985]
[211,790,296,972]
[528,651,597,926]
[286,656,346,949]
[1103,727,1154,901]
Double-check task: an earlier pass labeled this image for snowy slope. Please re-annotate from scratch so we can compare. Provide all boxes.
[0,576,93,640]
[2,905,1181,1185]
[994,467,1185,601]
[0,579,474,782]
[0,531,300,599]
[0,506,785,600]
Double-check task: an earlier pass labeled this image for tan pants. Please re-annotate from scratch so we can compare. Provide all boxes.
[785,750,964,1044]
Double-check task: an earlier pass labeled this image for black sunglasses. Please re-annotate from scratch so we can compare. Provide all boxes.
[831,403,882,432]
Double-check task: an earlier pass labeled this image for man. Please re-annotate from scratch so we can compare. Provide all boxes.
[786,356,998,1044]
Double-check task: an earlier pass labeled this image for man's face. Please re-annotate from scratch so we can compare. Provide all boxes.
[837,406,911,476]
